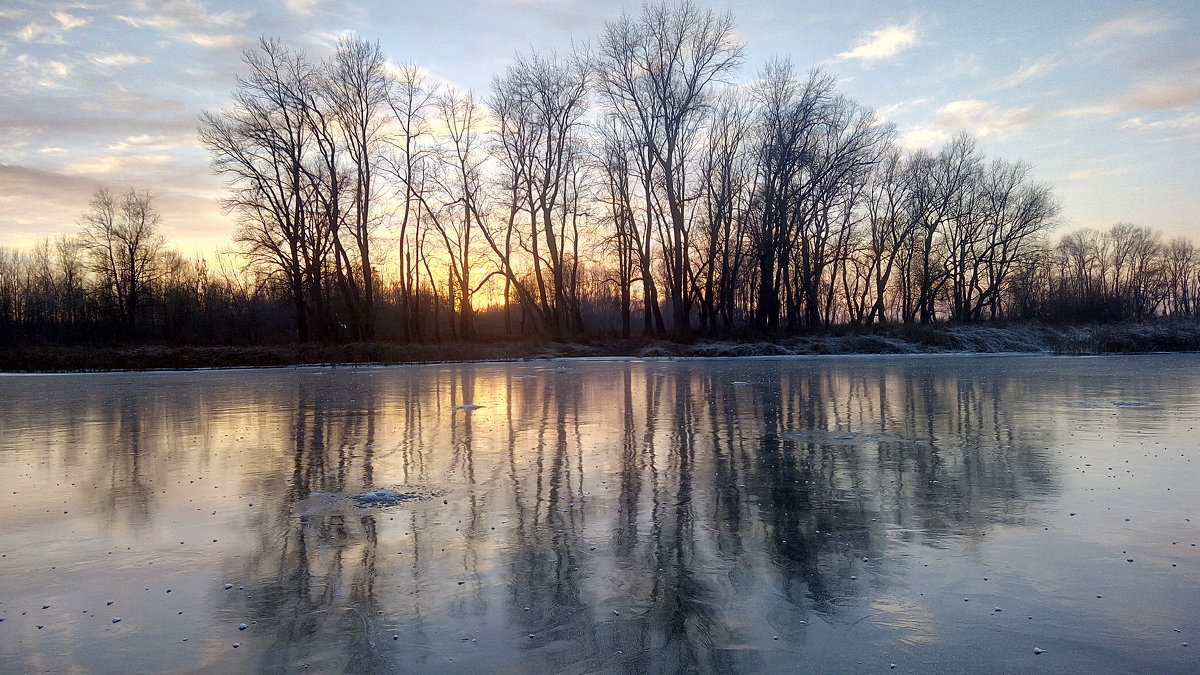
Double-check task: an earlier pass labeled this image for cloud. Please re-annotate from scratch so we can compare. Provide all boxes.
[106,132,197,154]
[1083,14,1171,45]
[1121,113,1200,132]
[1059,104,1117,119]
[1062,168,1126,181]
[64,154,174,176]
[876,96,932,121]
[12,9,90,43]
[284,0,324,17]
[0,163,233,251]
[0,164,101,241]
[49,10,88,31]
[4,53,74,91]
[117,0,248,49]
[995,59,1058,90]
[1120,80,1200,110]
[88,53,153,68]
[836,21,919,63]
[899,125,952,150]
[1059,79,1200,119]
[14,22,63,43]
[935,100,1039,137]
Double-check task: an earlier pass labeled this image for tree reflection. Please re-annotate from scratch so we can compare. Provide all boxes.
[206,359,1059,672]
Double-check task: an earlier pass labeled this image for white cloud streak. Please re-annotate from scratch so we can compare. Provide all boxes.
[836,21,919,63]
[284,0,324,17]
[936,100,1039,137]
[117,0,248,49]
[995,59,1058,90]
[1083,14,1171,45]
[89,53,153,67]
[1059,79,1200,120]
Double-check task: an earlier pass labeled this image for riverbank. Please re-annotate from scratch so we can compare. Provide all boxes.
[3,322,1199,372]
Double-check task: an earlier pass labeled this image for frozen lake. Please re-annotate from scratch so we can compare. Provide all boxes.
[1,355,1198,673]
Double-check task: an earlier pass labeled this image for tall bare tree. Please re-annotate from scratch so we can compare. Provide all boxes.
[78,187,165,339]
[597,0,744,333]
[199,38,328,341]
[385,64,440,341]
[487,48,591,337]
[324,36,391,340]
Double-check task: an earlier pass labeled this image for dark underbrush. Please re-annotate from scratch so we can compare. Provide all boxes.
[3,322,1198,372]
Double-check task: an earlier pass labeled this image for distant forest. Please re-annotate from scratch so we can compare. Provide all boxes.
[2,1,1197,346]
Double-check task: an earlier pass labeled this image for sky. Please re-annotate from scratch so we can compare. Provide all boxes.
[1,0,1198,255]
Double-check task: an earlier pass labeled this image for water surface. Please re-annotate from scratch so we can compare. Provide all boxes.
[1,355,1198,673]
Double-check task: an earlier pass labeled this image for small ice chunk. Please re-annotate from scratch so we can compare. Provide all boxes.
[352,489,418,507]
[1033,647,1046,655]
[238,623,248,630]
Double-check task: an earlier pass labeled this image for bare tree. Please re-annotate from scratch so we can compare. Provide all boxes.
[78,187,165,339]
[487,48,591,337]
[323,36,391,340]
[597,0,744,333]
[199,38,327,341]
[695,89,752,332]
[427,88,489,340]
[385,64,440,341]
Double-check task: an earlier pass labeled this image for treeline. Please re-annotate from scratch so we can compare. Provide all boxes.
[2,1,1197,346]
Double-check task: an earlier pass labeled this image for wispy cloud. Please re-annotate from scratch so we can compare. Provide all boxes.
[1059,79,1200,120]
[1062,168,1127,181]
[876,96,932,121]
[284,0,324,18]
[88,53,153,68]
[1059,104,1117,119]
[106,133,196,154]
[13,9,90,43]
[936,100,1039,137]
[5,53,74,91]
[1121,113,1200,132]
[49,10,87,31]
[836,21,919,63]
[117,0,248,49]
[1083,14,1171,45]
[995,59,1058,90]
[1120,80,1200,110]
[65,153,174,176]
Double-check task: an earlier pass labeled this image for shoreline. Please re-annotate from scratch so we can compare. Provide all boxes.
[4,322,1199,373]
